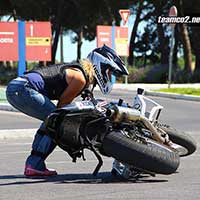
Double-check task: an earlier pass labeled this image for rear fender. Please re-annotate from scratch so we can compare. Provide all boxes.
[57,100,95,114]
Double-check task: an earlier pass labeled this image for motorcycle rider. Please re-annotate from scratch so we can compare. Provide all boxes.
[6,45,129,176]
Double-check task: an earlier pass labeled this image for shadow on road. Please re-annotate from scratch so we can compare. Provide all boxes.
[0,172,168,186]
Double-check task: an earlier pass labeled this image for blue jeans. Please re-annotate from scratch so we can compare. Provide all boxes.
[6,78,57,170]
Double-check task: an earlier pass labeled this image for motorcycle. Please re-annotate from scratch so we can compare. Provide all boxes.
[45,88,197,179]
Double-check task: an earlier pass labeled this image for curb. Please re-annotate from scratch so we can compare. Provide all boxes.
[145,91,200,102]
[0,103,18,112]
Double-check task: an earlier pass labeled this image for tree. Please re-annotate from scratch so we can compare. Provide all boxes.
[179,0,200,81]
[66,0,135,60]
[128,0,171,66]
[190,27,200,81]
[154,1,172,66]
[128,0,144,66]
[176,0,193,74]
[1,0,84,62]
[0,0,136,62]
[134,24,158,67]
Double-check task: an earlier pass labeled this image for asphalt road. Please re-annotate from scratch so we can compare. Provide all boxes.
[0,90,200,200]
[1,90,200,133]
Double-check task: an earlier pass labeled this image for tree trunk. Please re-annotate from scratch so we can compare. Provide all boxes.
[191,50,200,82]
[193,30,200,73]
[180,24,193,73]
[178,0,193,73]
[143,53,147,67]
[51,24,61,63]
[103,0,114,24]
[128,0,143,66]
[191,27,200,82]
[194,52,200,71]
[157,23,169,65]
[173,25,179,68]
[51,0,64,64]
[60,28,64,63]
[77,28,83,61]
[154,2,169,66]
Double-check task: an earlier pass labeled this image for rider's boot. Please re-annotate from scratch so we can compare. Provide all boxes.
[24,129,57,176]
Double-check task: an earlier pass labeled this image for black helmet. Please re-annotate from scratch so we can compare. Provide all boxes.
[87,45,129,94]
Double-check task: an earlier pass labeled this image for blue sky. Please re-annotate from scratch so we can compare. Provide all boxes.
[55,14,141,62]
[55,35,96,62]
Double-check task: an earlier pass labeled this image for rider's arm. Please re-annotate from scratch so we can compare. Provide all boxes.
[57,69,86,108]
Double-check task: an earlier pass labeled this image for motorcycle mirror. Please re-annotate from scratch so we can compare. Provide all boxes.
[137,88,145,95]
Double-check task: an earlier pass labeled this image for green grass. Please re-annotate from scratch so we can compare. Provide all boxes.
[154,88,200,96]
[0,88,6,102]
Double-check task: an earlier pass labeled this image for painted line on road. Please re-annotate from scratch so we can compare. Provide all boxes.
[0,129,36,140]
[0,148,63,155]
[0,142,32,145]
[46,158,114,165]
[0,150,30,155]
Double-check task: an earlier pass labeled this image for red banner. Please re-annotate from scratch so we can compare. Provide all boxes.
[115,27,129,56]
[26,22,51,61]
[96,25,129,56]
[96,26,112,48]
[0,22,18,61]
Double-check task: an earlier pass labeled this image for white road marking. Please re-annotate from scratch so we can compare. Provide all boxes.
[0,129,36,139]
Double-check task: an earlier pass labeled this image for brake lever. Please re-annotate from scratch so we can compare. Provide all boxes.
[81,89,94,100]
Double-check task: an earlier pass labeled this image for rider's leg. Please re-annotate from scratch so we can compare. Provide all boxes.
[6,78,57,175]
[25,123,57,171]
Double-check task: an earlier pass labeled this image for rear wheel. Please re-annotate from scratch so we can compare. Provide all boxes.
[158,125,197,156]
[102,131,180,175]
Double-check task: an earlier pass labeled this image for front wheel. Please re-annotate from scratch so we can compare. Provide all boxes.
[102,131,180,175]
[158,125,197,157]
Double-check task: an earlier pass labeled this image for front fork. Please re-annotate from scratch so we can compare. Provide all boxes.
[112,160,136,179]
[112,159,156,179]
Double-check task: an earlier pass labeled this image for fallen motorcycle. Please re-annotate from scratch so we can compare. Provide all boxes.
[45,88,197,179]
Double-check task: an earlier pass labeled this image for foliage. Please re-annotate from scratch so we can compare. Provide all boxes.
[0,62,40,85]
[191,69,200,83]
[145,64,169,83]
[0,0,200,83]
[173,69,192,83]
[0,63,17,85]
[127,66,149,83]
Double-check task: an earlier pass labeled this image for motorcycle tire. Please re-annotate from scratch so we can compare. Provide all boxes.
[102,131,180,175]
[159,125,197,157]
